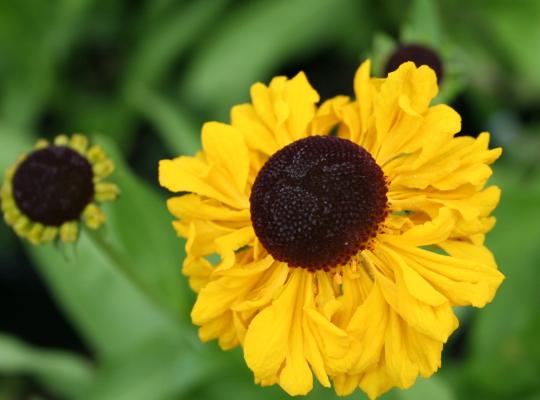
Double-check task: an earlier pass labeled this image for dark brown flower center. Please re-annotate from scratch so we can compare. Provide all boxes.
[12,146,94,226]
[250,136,388,270]
[385,44,444,82]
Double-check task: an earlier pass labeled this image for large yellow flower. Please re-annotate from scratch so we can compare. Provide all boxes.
[159,61,503,398]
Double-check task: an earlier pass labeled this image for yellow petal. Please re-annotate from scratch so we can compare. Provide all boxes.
[182,219,233,258]
[160,157,229,203]
[182,256,214,292]
[439,239,497,268]
[167,194,250,222]
[309,95,349,135]
[192,256,274,325]
[244,270,303,380]
[201,122,250,194]
[333,373,360,397]
[354,60,374,136]
[370,257,458,342]
[304,306,350,374]
[347,284,389,373]
[279,331,314,395]
[391,241,504,307]
[384,310,419,388]
[382,245,448,307]
[384,310,443,388]
[360,358,394,400]
[214,225,256,272]
[383,208,454,247]
[198,312,239,350]
[375,62,437,139]
[231,104,279,156]
[159,153,249,210]
[250,72,319,149]
[281,72,320,142]
[302,324,331,388]
[232,262,289,312]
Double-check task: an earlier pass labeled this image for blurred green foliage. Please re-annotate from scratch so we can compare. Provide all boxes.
[1,0,540,399]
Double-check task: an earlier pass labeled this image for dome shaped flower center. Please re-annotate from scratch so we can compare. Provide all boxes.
[12,146,95,226]
[250,136,388,270]
[385,44,444,82]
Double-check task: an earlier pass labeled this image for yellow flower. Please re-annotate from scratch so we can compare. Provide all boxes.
[159,61,503,398]
[1,134,119,245]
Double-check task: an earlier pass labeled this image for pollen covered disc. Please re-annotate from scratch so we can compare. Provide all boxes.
[12,146,95,226]
[250,136,388,270]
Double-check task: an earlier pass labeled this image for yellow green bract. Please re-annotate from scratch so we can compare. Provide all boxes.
[159,61,504,399]
[1,134,119,245]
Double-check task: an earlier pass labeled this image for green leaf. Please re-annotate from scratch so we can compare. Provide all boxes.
[186,347,301,400]
[60,94,137,146]
[127,86,200,156]
[123,0,229,91]
[0,0,94,129]
[371,32,397,76]
[439,0,540,99]
[180,0,355,118]
[0,333,94,398]
[401,0,443,47]
[393,376,455,400]
[480,1,540,94]
[0,377,25,400]
[29,231,181,361]
[96,135,190,318]
[0,124,33,173]
[461,166,540,398]
[81,334,215,400]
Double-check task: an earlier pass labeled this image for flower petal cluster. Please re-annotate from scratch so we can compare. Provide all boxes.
[159,61,503,398]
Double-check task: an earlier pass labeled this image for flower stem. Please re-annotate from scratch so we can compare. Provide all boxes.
[83,226,167,315]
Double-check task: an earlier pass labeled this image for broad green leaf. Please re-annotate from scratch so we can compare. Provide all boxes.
[29,231,180,361]
[81,333,215,400]
[180,0,355,118]
[0,333,94,398]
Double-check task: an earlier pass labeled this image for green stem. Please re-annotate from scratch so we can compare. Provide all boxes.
[83,227,169,316]
[83,227,199,349]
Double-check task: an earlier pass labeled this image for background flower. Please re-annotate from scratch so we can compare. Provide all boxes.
[2,134,119,244]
